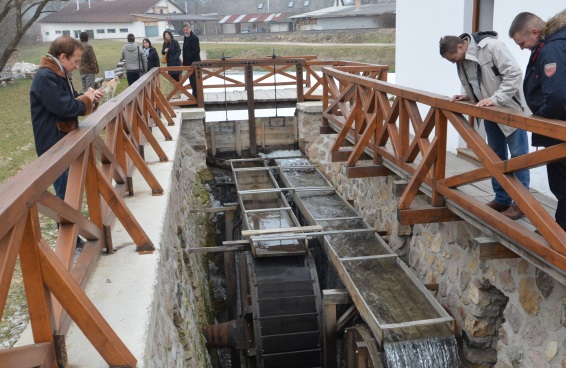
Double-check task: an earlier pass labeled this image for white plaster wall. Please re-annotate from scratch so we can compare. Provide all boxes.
[396,0,566,197]
[40,22,149,42]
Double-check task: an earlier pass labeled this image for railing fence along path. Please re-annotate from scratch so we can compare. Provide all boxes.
[0,68,174,367]
[3,56,565,367]
[320,65,566,277]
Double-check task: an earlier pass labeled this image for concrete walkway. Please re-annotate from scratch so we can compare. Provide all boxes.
[15,108,201,367]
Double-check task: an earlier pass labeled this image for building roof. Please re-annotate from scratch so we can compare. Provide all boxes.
[39,0,183,24]
[132,13,219,22]
[219,13,287,24]
[218,0,336,16]
[290,2,396,19]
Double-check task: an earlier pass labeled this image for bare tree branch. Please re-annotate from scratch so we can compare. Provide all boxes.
[0,0,56,72]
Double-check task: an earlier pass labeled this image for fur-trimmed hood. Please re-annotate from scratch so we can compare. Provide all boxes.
[541,8,566,40]
[39,54,66,78]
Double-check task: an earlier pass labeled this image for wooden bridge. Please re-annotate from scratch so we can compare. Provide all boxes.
[0,56,565,367]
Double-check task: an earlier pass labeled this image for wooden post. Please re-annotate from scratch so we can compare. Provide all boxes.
[356,341,369,368]
[244,63,257,155]
[323,289,351,368]
[296,61,304,102]
[224,208,240,367]
[432,109,447,207]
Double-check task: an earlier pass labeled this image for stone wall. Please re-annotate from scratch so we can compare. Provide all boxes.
[297,102,566,368]
[145,113,215,368]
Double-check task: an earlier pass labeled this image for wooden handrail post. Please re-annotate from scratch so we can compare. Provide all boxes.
[244,63,257,155]
[432,109,447,207]
[296,61,304,103]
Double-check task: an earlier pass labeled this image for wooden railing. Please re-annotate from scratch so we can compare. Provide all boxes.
[321,65,566,275]
[0,68,175,367]
[160,57,389,107]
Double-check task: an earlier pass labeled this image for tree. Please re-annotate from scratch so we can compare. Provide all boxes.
[0,0,67,73]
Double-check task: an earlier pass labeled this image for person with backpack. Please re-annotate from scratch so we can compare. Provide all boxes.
[121,33,147,85]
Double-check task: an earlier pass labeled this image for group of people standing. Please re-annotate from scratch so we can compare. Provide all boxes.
[439,8,566,232]
[120,23,200,95]
[161,23,201,98]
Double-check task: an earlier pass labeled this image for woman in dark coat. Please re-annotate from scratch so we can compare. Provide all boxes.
[162,30,181,82]
[143,38,160,70]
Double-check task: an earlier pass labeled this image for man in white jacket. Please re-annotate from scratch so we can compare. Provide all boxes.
[440,32,530,220]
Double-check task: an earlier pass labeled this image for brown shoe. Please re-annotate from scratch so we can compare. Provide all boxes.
[486,201,509,213]
[501,205,523,220]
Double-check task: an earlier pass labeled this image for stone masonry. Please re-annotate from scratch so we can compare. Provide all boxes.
[145,113,215,368]
[296,102,566,368]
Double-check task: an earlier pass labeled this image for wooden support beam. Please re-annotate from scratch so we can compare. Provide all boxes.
[37,239,137,367]
[320,125,335,134]
[345,165,392,179]
[188,205,239,213]
[394,180,408,197]
[242,225,323,238]
[331,150,353,162]
[189,242,250,253]
[475,237,519,260]
[337,305,357,332]
[0,342,56,368]
[323,289,351,305]
[397,206,462,225]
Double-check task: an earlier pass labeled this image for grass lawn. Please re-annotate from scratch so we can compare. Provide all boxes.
[1,38,395,184]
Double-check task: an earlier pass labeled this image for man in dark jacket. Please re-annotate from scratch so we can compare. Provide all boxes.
[509,9,566,231]
[182,23,201,98]
[79,31,99,93]
[30,35,102,199]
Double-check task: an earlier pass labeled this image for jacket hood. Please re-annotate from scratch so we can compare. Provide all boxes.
[471,31,498,44]
[542,8,566,40]
[123,42,140,51]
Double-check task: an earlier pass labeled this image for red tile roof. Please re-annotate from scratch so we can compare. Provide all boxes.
[218,13,287,24]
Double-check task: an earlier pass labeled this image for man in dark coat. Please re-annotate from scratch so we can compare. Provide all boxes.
[182,23,201,98]
[30,35,102,199]
[509,9,566,231]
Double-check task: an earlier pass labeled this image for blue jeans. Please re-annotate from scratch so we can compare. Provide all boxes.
[484,120,530,206]
[53,167,69,200]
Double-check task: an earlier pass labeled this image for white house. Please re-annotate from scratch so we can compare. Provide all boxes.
[396,0,565,197]
[39,0,186,42]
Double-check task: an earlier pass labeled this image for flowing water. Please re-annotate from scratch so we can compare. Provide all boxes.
[384,336,460,368]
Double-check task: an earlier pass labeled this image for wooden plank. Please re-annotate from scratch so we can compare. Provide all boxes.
[96,167,154,252]
[324,301,337,368]
[188,205,239,213]
[242,224,323,237]
[20,208,57,342]
[398,206,462,225]
[323,289,352,305]
[336,305,357,332]
[346,165,391,178]
[475,237,520,260]
[189,243,250,253]
[380,316,454,331]
[0,342,56,368]
[331,150,354,162]
[37,238,137,367]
